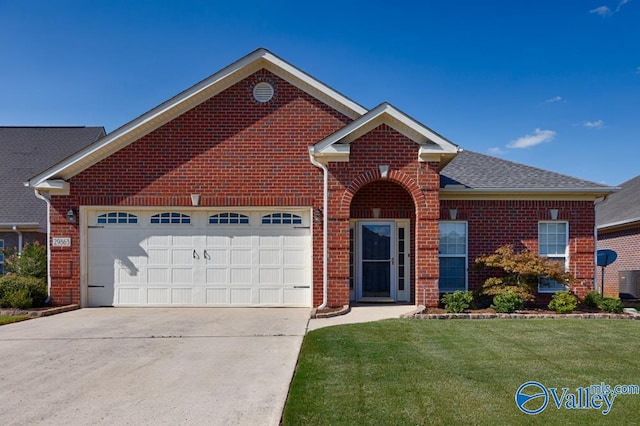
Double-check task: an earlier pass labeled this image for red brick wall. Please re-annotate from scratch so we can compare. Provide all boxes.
[329,124,441,307]
[48,69,351,305]
[440,200,596,301]
[598,226,640,297]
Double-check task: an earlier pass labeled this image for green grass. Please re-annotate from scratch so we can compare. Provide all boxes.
[283,320,640,425]
[0,314,30,325]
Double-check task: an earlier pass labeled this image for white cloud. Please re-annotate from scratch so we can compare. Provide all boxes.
[544,96,563,103]
[590,5,612,16]
[584,120,604,128]
[591,0,631,16]
[488,147,506,155]
[507,129,556,149]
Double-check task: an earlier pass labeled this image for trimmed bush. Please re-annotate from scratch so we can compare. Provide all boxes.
[0,275,47,309]
[598,297,624,314]
[491,291,524,313]
[441,291,473,313]
[583,290,603,309]
[548,291,578,314]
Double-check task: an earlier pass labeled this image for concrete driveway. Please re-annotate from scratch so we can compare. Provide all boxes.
[0,308,309,426]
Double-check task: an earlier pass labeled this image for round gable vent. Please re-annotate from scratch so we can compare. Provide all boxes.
[253,82,274,103]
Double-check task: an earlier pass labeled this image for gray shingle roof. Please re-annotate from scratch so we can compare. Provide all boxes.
[441,150,612,191]
[0,127,105,227]
[597,174,640,228]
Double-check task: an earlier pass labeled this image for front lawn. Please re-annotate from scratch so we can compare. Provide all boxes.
[0,314,30,325]
[283,319,640,425]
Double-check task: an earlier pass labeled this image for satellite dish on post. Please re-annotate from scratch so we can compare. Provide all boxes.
[597,249,617,267]
[596,249,618,295]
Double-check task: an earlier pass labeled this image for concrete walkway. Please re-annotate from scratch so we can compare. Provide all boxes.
[307,304,419,331]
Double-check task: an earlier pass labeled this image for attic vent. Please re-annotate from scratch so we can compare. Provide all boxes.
[253,82,274,103]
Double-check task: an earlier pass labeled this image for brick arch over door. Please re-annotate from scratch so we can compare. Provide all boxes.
[339,169,426,217]
[333,168,436,306]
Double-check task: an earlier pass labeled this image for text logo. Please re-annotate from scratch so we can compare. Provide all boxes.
[515,381,549,415]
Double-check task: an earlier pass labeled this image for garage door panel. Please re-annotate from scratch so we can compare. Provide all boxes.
[230,288,252,304]
[119,288,141,304]
[87,210,311,307]
[206,288,228,304]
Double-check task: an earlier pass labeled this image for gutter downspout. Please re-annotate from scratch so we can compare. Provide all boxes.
[308,147,328,310]
[34,190,52,304]
[11,226,23,255]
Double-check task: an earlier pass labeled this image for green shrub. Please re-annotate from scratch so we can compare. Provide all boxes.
[491,291,524,313]
[598,297,624,314]
[548,291,578,314]
[441,291,473,313]
[3,242,47,281]
[583,290,603,308]
[0,275,47,309]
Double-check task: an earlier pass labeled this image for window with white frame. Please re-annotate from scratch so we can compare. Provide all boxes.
[438,222,467,292]
[150,212,191,224]
[0,239,4,275]
[97,212,138,224]
[538,221,569,292]
[209,213,249,225]
[261,212,302,225]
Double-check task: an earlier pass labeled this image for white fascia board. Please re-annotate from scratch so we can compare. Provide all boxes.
[28,48,367,186]
[33,179,70,195]
[311,144,350,163]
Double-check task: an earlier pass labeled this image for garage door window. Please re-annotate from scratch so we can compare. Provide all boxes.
[209,213,249,225]
[261,212,302,225]
[150,212,191,224]
[97,212,138,224]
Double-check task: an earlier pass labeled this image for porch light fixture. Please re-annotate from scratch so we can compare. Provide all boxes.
[66,209,77,224]
[372,208,381,219]
[449,209,458,220]
[549,209,559,220]
[191,194,201,207]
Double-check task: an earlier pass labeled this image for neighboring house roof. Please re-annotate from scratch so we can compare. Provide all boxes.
[0,126,105,229]
[440,150,615,197]
[597,174,640,230]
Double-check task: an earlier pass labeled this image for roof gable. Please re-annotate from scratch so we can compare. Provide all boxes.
[311,103,459,164]
[28,48,367,186]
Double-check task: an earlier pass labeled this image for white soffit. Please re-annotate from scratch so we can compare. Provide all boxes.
[28,48,368,187]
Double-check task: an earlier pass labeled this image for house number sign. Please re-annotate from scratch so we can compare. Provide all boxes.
[52,237,72,247]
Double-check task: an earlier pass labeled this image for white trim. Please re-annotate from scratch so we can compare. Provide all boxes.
[33,180,70,195]
[28,48,367,187]
[313,103,459,164]
[597,216,640,231]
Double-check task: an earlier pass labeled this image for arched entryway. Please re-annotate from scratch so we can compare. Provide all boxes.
[349,180,416,303]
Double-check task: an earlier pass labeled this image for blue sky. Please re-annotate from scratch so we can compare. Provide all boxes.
[1,0,638,185]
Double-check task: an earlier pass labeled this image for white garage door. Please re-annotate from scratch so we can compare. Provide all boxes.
[86,210,312,307]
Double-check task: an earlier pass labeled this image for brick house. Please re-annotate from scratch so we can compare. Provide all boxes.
[27,49,614,308]
[597,175,640,298]
[0,127,104,274]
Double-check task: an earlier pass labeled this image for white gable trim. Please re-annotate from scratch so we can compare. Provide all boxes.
[311,103,459,163]
[28,48,368,187]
